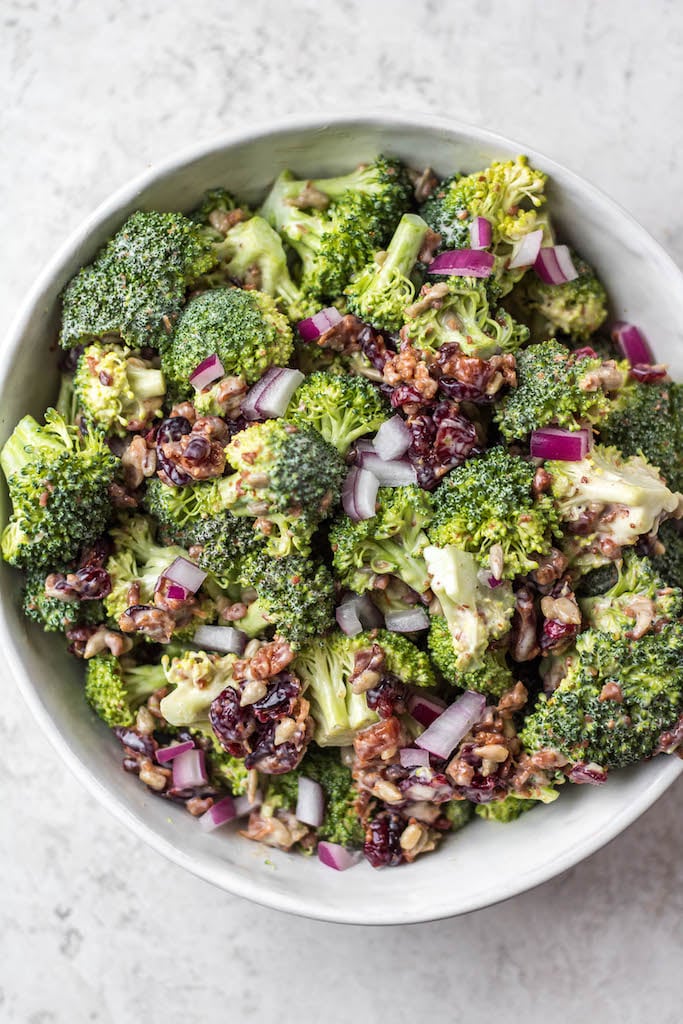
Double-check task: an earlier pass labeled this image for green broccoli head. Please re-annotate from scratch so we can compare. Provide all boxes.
[191,510,267,587]
[330,484,434,595]
[60,211,216,350]
[236,550,336,647]
[160,287,294,400]
[22,566,105,633]
[580,551,682,635]
[652,520,683,589]
[189,724,250,795]
[223,419,346,557]
[143,477,211,547]
[285,370,388,455]
[601,380,682,493]
[520,623,683,769]
[189,187,242,227]
[344,213,430,332]
[494,340,630,440]
[403,276,529,359]
[74,342,166,437]
[443,800,474,831]
[259,157,413,305]
[429,447,560,578]
[547,444,683,568]
[0,409,117,569]
[85,654,167,727]
[355,628,436,689]
[510,253,608,342]
[160,649,237,726]
[424,545,515,677]
[475,795,539,822]
[428,629,514,698]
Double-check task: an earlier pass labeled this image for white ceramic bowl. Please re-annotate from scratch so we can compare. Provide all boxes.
[3,114,681,925]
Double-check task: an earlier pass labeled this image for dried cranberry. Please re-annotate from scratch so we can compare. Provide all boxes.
[364,811,405,868]
[406,399,479,490]
[366,674,410,719]
[573,346,599,360]
[251,673,299,723]
[457,774,501,803]
[244,725,304,774]
[629,363,668,383]
[540,617,578,651]
[390,384,424,409]
[182,435,212,464]
[209,686,255,753]
[113,727,157,759]
[437,378,495,403]
[79,537,112,569]
[156,447,192,487]
[156,416,193,444]
[357,323,391,372]
[75,566,111,600]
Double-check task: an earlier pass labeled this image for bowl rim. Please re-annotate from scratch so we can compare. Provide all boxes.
[3,110,682,925]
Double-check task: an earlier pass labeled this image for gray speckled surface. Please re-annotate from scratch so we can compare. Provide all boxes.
[1,1,682,1020]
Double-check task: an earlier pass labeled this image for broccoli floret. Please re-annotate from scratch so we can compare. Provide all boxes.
[443,800,474,832]
[580,552,682,635]
[285,371,388,454]
[293,629,434,746]
[424,545,515,677]
[160,649,237,726]
[652,520,683,589]
[344,213,430,332]
[85,654,167,727]
[520,623,683,769]
[475,796,539,822]
[189,724,249,795]
[547,444,683,568]
[56,372,79,425]
[259,157,413,305]
[601,380,682,492]
[223,420,346,557]
[193,511,267,586]
[330,485,433,595]
[404,276,529,359]
[494,340,630,440]
[22,566,104,633]
[420,156,547,293]
[575,561,620,597]
[429,630,514,698]
[104,515,212,628]
[60,211,216,350]
[74,342,166,437]
[512,254,608,342]
[160,287,293,403]
[0,409,117,569]
[236,550,336,647]
[143,477,211,547]
[429,447,559,578]
[189,187,243,227]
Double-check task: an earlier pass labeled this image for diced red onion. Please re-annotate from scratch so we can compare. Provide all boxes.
[342,466,379,521]
[189,353,225,392]
[234,791,262,816]
[428,249,494,278]
[242,367,304,421]
[384,607,429,633]
[192,624,247,655]
[373,415,411,461]
[508,228,543,269]
[166,583,191,601]
[198,794,236,831]
[407,692,447,728]
[415,690,487,759]
[296,776,325,827]
[297,307,343,342]
[162,556,207,594]
[534,245,578,285]
[488,576,504,589]
[399,747,430,768]
[155,739,195,765]
[530,427,591,462]
[317,841,363,871]
[172,748,208,789]
[468,217,492,251]
[610,321,653,365]
[335,593,384,637]
[354,450,417,486]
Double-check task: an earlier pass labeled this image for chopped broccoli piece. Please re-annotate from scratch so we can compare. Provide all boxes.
[510,253,608,342]
[189,187,243,227]
[74,342,166,437]
[160,649,237,726]
[259,157,413,306]
[85,655,167,727]
[285,371,388,455]
[404,276,529,359]
[652,520,683,589]
[429,447,560,578]
[189,724,249,795]
[60,211,216,349]
[344,213,430,332]
[475,796,539,822]
[520,623,683,769]
[330,485,433,596]
[443,800,474,831]
[494,340,630,440]
[580,551,682,635]
[429,632,514,698]
[223,420,346,558]
[0,409,117,569]
[601,379,682,492]
[424,545,515,677]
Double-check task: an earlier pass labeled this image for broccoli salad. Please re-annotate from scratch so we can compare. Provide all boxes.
[4,154,683,871]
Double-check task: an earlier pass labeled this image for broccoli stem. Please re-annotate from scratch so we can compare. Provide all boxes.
[0,415,58,480]
[126,364,166,402]
[374,213,429,287]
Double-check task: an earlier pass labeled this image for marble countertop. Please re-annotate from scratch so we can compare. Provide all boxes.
[1,1,682,1021]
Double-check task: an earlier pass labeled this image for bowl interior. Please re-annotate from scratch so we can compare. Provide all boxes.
[2,116,681,924]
